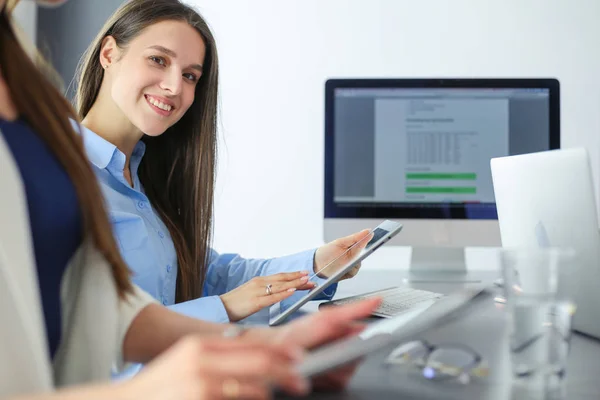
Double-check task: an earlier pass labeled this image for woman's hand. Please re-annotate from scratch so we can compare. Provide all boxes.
[279,297,381,392]
[313,229,373,280]
[219,272,316,322]
[50,299,379,400]
[247,297,382,392]
[272,296,379,350]
[121,335,311,400]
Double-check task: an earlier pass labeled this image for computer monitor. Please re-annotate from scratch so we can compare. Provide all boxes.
[324,78,560,273]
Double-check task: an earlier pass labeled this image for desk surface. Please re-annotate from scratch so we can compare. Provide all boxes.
[278,270,600,400]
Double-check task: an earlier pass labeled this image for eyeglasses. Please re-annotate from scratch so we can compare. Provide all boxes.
[384,340,489,384]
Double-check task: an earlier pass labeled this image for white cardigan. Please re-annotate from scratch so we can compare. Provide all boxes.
[0,132,156,397]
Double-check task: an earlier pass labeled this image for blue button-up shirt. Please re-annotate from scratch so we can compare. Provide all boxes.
[80,124,335,323]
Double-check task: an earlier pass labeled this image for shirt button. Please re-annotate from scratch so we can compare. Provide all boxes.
[137,200,146,210]
[166,264,172,273]
[158,231,165,239]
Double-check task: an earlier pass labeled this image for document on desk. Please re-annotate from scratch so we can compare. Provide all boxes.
[297,285,491,378]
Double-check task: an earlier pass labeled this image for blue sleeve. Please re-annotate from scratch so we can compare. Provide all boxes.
[166,249,339,323]
[204,248,338,304]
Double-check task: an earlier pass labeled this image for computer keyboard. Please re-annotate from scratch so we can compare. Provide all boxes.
[327,287,445,318]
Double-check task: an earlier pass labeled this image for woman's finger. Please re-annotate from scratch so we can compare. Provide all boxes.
[269,275,311,293]
[261,271,309,284]
[317,297,381,324]
[197,350,308,394]
[256,289,296,308]
[296,281,317,291]
[343,265,361,279]
[333,229,372,248]
[345,234,372,256]
[289,298,382,348]
[179,336,303,365]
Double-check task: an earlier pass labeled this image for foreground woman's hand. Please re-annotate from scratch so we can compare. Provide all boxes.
[248,297,382,392]
[121,335,310,400]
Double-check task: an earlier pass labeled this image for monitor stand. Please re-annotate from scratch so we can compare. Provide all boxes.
[406,246,473,283]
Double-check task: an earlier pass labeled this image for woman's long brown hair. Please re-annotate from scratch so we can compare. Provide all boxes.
[75,0,219,302]
[1,4,132,297]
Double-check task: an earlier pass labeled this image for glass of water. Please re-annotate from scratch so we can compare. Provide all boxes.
[500,248,577,396]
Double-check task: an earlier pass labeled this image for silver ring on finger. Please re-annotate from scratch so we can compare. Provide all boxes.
[265,283,273,295]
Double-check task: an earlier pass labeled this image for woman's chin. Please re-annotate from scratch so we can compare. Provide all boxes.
[137,123,169,138]
[133,114,172,137]
[143,129,167,138]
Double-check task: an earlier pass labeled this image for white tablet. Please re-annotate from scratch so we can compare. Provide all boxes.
[268,220,403,326]
[296,285,491,378]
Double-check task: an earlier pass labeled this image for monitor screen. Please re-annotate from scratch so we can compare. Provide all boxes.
[324,79,560,220]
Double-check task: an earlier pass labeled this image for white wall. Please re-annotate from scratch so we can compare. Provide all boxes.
[12,1,37,42]
[188,0,600,264]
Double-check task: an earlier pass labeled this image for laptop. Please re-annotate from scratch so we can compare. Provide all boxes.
[491,148,600,339]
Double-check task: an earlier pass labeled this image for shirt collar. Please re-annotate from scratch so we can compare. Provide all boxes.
[76,120,146,171]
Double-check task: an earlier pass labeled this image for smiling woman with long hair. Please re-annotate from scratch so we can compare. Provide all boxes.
[75,0,371,325]
[0,0,379,398]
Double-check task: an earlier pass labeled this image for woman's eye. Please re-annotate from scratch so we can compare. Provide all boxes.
[150,56,166,66]
[183,73,198,82]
